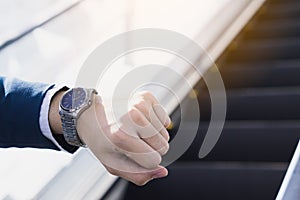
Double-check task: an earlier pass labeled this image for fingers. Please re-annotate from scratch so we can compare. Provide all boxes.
[120,91,171,156]
[126,109,169,155]
[109,125,162,169]
[131,91,171,140]
[138,131,169,156]
[152,103,172,128]
[135,102,170,141]
[138,91,172,127]
[149,105,170,141]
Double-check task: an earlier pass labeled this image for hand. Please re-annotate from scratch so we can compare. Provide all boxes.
[77,91,171,186]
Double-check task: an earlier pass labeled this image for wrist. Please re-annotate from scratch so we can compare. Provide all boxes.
[76,94,99,144]
[49,89,66,135]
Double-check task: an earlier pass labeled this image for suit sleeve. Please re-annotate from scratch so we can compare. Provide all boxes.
[0,76,60,150]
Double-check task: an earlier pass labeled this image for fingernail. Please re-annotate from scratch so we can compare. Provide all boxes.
[165,116,171,126]
[166,121,173,130]
[152,170,167,179]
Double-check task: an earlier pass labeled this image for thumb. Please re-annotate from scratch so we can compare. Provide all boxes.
[105,164,168,186]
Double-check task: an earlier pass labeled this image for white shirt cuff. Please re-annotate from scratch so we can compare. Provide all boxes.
[39,86,66,151]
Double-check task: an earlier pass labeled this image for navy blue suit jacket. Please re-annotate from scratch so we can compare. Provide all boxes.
[0,76,60,150]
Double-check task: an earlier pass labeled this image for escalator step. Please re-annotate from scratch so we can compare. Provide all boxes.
[193,87,300,121]
[265,0,299,5]
[125,162,286,200]
[219,59,300,88]
[244,19,300,39]
[176,121,300,162]
[258,2,300,20]
[225,37,300,63]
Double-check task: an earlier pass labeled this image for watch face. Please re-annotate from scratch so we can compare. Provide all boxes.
[61,88,87,111]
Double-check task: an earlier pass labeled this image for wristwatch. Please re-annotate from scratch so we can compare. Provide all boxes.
[59,87,97,147]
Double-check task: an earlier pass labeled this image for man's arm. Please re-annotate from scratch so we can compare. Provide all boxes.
[0,76,171,185]
[0,76,59,150]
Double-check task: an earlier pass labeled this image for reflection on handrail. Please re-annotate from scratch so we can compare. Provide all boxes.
[276,141,300,200]
[0,0,84,50]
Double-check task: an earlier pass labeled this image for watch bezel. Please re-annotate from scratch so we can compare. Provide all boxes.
[60,88,89,114]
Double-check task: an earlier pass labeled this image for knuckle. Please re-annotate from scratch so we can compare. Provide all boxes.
[148,154,162,168]
[138,153,161,169]
[134,101,149,112]
[164,133,170,142]
[139,91,157,103]
[160,143,170,155]
[155,154,162,166]
[110,130,128,145]
[141,91,154,99]
[128,109,144,125]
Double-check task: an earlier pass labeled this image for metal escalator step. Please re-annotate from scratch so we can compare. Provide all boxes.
[219,59,300,88]
[176,121,300,162]
[225,37,300,63]
[244,19,300,39]
[266,0,299,5]
[125,162,286,200]
[194,87,300,121]
[258,2,300,20]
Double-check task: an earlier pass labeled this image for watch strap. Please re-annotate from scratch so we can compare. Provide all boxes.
[61,114,85,147]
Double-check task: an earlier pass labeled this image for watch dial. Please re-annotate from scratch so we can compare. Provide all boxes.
[61,88,87,110]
